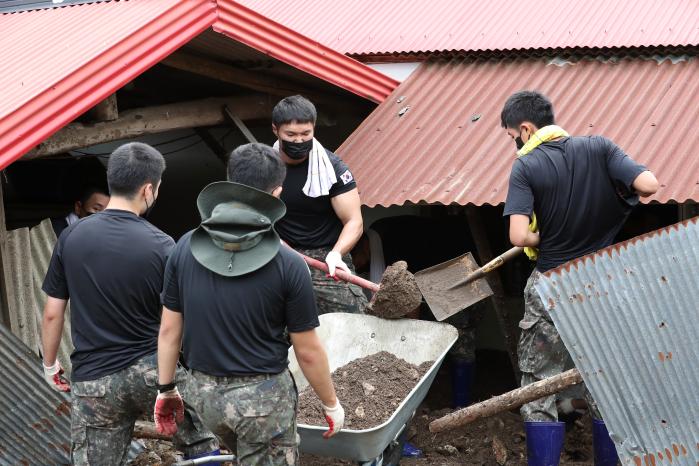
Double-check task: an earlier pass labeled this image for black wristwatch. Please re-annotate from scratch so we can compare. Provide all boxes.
[157,382,176,393]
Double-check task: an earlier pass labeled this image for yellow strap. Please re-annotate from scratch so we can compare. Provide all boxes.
[516,125,569,261]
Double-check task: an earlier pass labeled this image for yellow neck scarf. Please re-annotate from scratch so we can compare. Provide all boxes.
[516,125,569,260]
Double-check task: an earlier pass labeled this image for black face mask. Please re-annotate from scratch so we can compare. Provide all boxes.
[515,133,525,150]
[281,138,313,160]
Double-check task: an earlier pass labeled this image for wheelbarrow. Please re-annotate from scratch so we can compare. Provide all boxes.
[288,313,458,465]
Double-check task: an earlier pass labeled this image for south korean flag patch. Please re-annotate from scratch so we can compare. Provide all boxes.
[340,169,354,185]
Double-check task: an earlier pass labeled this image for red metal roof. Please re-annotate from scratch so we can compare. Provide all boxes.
[0,0,397,170]
[215,1,397,102]
[0,0,217,170]
[337,56,699,207]
[238,0,699,56]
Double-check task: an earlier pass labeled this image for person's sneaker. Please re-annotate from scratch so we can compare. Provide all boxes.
[401,441,423,458]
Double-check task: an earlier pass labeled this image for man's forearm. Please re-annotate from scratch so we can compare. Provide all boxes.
[41,312,64,365]
[41,297,67,365]
[157,339,179,385]
[297,350,337,407]
[332,218,363,256]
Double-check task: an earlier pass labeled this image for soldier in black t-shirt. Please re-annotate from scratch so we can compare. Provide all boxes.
[271,95,368,315]
[155,144,344,464]
[501,91,658,466]
[41,142,218,465]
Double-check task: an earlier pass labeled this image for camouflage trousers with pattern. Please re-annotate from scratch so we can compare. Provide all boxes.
[184,369,298,466]
[70,352,218,466]
[519,270,601,421]
[444,300,486,362]
[296,246,368,315]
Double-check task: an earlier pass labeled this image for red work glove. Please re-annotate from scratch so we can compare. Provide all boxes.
[154,387,185,436]
[43,360,70,392]
[321,400,345,439]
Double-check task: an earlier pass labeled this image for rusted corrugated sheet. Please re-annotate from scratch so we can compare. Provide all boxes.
[338,55,699,207]
[0,0,217,170]
[5,219,74,375]
[238,0,699,56]
[0,321,71,464]
[0,321,143,464]
[214,0,398,103]
[533,218,699,465]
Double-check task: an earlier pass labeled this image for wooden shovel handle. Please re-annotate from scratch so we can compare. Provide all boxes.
[298,252,380,292]
[465,246,524,283]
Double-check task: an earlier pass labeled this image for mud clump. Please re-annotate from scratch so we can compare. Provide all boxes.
[367,261,422,319]
[297,351,432,430]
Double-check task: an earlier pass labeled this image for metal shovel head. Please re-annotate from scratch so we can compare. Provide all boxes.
[414,252,494,321]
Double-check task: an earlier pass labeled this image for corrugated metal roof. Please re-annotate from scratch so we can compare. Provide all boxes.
[533,218,699,465]
[0,0,397,171]
[338,55,699,207]
[0,320,143,464]
[214,1,397,103]
[0,0,216,170]
[238,0,699,56]
[0,321,72,464]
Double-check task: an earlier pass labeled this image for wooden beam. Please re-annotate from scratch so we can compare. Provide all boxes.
[465,205,521,382]
[224,106,258,143]
[429,368,582,432]
[88,94,118,122]
[161,52,334,104]
[23,95,273,159]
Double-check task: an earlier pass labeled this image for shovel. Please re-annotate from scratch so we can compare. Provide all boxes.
[414,247,523,321]
[297,252,423,319]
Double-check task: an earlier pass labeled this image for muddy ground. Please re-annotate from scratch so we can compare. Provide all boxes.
[131,350,594,465]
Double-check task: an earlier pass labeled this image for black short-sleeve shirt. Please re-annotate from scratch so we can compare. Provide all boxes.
[503,136,647,272]
[276,149,357,249]
[161,232,319,376]
[42,210,174,382]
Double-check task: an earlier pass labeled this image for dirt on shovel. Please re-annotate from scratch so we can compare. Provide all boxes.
[367,260,422,319]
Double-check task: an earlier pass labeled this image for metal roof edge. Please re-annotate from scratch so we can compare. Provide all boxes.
[0,0,217,170]
[213,0,398,104]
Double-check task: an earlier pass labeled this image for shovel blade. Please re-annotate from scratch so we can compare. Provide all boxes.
[415,252,494,321]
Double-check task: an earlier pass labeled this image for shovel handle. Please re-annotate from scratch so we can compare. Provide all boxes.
[297,252,380,292]
[452,247,524,288]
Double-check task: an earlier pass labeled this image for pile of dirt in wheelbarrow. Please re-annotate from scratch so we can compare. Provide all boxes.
[297,351,433,429]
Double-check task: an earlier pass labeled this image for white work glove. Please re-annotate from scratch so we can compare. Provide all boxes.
[43,360,71,392]
[325,251,350,277]
[322,400,345,438]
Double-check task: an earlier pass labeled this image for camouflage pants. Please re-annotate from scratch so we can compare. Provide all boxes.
[296,246,368,315]
[185,369,298,466]
[444,300,486,362]
[519,270,601,421]
[70,352,218,466]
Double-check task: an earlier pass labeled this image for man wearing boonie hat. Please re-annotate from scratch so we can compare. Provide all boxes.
[154,143,344,465]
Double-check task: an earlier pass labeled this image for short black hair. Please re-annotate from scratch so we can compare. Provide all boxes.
[272,95,317,127]
[226,143,286,193]
[107,143,166,198]
[78,185,109,204]
[501,91,555,129]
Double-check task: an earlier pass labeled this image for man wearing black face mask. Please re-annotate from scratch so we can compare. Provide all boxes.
[41,142,219,465]
[271,95,367,315]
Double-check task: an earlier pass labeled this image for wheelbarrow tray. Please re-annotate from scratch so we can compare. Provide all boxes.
[288,313,458,462]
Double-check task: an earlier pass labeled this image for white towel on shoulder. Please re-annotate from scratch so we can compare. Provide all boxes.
[274,138,337,197]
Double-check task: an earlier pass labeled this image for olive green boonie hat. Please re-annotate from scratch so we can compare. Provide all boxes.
[190,181,286,277]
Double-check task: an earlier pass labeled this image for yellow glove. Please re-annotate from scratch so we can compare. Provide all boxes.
[524,214,539,261]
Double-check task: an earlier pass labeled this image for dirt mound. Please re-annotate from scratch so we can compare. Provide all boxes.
[368,261,422,319]
[297,351,432,430]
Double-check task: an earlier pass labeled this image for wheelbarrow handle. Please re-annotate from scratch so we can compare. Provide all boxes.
[297,251,381,293]
[448,246,524,289]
